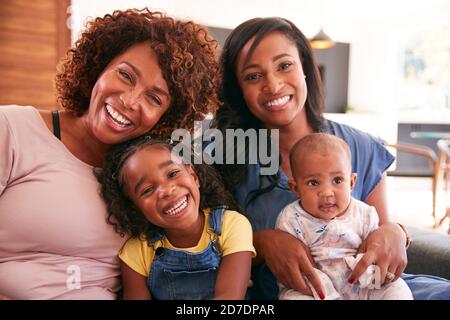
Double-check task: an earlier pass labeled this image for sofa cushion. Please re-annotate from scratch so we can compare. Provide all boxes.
[405,226,450,280]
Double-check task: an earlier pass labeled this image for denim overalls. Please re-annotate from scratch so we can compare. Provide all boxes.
[147,207,225,300]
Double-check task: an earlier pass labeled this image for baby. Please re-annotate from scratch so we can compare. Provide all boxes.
[276,133,413,300]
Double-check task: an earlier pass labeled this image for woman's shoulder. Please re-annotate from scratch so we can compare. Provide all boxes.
[322,119,385,151]
[323,119,380,142]
[0,106,57,141]
[0,105,44,126]
[0,104,38,114]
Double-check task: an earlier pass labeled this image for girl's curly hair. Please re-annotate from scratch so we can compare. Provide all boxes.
[55,8,220,136]
[96,136,239,240]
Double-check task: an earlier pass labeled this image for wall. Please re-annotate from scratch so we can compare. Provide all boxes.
[0,0,70,109]
[314,43,350,113]
[69,0,450,121]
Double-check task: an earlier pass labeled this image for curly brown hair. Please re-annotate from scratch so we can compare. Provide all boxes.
[55,8,220,136]
[95,136,239,240]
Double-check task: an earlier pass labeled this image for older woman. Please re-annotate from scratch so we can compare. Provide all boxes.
[0,8,219,299]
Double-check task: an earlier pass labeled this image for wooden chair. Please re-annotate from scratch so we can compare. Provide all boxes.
[436,139,450,233]
[383,141,440,225]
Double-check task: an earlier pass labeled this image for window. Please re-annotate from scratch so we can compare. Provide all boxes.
[399,26,450,114]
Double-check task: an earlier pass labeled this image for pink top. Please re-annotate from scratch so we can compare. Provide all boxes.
[0,105,126,299]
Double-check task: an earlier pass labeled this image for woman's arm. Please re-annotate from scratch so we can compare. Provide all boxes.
[365,173,390,225]
[214,251,253,299]
[120,261,151,300]
[350,173,408,284]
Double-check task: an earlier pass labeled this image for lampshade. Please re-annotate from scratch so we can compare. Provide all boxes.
[310,28,335,49]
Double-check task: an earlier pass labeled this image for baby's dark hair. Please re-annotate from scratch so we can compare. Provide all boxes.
[289,133,352,178]
[96,136,238,240]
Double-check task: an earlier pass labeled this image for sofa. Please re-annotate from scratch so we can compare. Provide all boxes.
[405,226,450,280]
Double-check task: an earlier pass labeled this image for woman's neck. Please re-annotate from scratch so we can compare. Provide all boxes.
[277,113,314,159]
[61,111,110,167]
[278,125,312,156]
[275,110,314,179]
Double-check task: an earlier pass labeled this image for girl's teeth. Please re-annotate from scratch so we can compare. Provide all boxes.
[164,196,188,216]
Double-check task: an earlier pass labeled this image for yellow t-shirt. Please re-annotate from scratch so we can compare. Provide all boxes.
[118,209,256,276]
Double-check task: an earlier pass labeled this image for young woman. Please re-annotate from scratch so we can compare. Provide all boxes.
[213,16,450,300]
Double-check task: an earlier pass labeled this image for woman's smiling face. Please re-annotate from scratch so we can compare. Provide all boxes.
[84,41,171,145]
[236,31,308,129]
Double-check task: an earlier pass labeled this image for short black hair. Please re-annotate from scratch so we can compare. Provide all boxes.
[289,133,352,178]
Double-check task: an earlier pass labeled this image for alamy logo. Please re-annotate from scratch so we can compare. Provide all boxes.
[66,265,81,290]
[358,265,382,290]
[171,121,280,175]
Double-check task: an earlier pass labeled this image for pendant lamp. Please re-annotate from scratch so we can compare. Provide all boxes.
[310,27,335,49]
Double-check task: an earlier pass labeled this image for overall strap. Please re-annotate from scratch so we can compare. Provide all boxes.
[51,110,61,140]
[147,229,165,245]
[208,206,227,236]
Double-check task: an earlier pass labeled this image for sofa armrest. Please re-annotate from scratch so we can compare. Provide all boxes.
[405,226,450,280]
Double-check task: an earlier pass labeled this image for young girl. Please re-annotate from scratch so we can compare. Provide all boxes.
[97,136,255,300]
